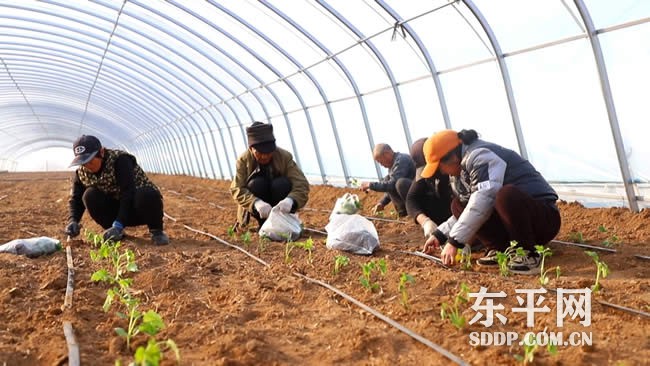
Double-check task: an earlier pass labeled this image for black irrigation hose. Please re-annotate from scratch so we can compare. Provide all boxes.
[294,273,469,366]
[550,239,617,253]
[165,211,469,365]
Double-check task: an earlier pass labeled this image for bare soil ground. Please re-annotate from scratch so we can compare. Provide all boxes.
[0,172,648,366]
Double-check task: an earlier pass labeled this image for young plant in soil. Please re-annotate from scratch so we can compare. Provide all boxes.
[398,273,415,309]
[227,225,236,238]
[585,250,610,293]
[359,259,387,292]
[284,238,295,264]
[534,245,560,285]
[131,338,180,366]
[568,231,585,244]
[440,282,470,329]
[515,333,538,364]
[496,241,519,277]
[332,255,350,275]
[257,236,269,255]
[455,245,472,271]
[293,237,315,264]
[240,231,252,250]
[115,297,166,349]
[598,225,619,247]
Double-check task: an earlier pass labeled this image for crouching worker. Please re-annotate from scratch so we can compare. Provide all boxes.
[421,130,560,274]
[230,122,309,230]
[64,135,169,245]
[405,137,453,238]
[359,143,415,217]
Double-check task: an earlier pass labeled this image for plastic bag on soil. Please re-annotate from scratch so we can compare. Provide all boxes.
[259,206,303,242]
[325,214,379,255]
[0,237,62,258]
[331,193,361,217]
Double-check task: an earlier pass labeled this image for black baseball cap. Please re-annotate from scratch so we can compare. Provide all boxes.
[69,135,102,167]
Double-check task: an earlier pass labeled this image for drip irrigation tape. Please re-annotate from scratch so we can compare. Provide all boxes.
[63,322,80,366]
[304,227,327,235]
[182,225,270,267]
[550,240,617,253]
[596,300,650,318]
[294,272,469,366]
[62,246,75,310]
[163,212,177,222]
[633,254,650,260]
[396,250,448,268]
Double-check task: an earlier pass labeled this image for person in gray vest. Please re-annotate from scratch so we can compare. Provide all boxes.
[64,135,169,245]
[421,129,560,274]
[359,143,416,217]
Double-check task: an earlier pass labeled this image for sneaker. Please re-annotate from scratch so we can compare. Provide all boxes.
[477,249,499,266]
[150,230,170,246]
[508,254,541,275]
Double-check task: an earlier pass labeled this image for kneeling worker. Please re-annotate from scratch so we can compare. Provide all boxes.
[64,135,170,245]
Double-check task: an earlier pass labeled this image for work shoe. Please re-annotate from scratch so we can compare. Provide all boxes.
[508,254,541,275]
[150,230,170,246]
[476,249,499,266]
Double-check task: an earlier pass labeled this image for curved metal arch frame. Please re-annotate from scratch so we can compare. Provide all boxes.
[462,0,527,159]
[207,0,339,183]
[317,0,413,180]
[375,0,452,131]
[573,0,639,212]
[259,0,379,180]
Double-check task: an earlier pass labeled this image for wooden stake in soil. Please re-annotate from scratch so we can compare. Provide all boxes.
[294,273,469,366]
[63,321,80,366]
[62,246,75,310]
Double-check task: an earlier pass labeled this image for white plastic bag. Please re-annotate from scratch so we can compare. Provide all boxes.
[331,193,361,216]
[0,237,62,258]
[325,214,379,255]
[259,206,303,242]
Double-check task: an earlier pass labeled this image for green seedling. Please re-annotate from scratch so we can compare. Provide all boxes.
[293,237,315,264]
[333,255,350,275]
[115,300,165,348]
[377,258,387,276]
[515,333,539,364]
[359,261,379,292]
[534,245,560,285]
[440,282,470,329]
[569,231,585,243]
[598,226,619,247]
[496,241,519,277]
[240,231,252,249]
[258,236,269,255]
[284,240,295,264]
[398,273,415,309]
[227,225,236,238]
[455,246,472,271]
[132,338,181,366]
[585,251,610,293]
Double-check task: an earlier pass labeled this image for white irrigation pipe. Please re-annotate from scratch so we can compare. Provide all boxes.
[634,254,650,260]
[596,300,650,318]
[396,250,448,268]
[294,273,468,366]
[550,239,617,253]
[63,321,80,366]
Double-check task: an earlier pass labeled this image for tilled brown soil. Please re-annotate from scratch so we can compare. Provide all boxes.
[0,172,648,365]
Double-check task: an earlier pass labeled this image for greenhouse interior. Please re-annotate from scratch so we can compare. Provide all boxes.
[0,1,648,366]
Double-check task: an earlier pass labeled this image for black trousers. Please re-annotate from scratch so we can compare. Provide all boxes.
[391,177,413,216]
[451,185,561,252]
[82,187,164,231]
[247,175,292,225]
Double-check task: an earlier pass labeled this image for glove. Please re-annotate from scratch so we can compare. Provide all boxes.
[422,218,437,238]
[65,221,81,237]
[371,203,384,215]
[102,221,124,242]
[254,199,272,219]
[275,197,294,213]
